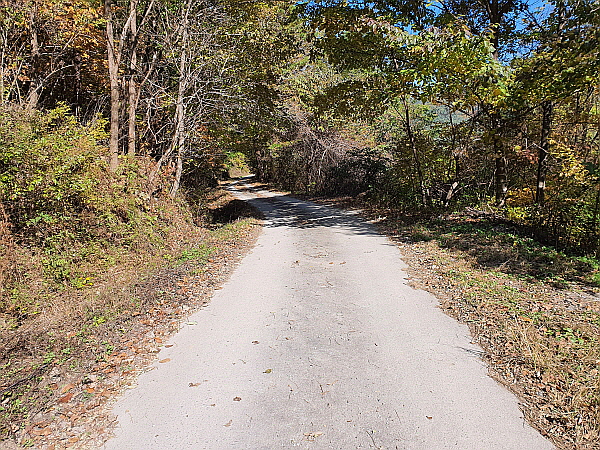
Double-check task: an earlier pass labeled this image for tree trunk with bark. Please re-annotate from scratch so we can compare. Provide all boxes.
[105,0,120,172]
[402,97,427,206]
[169,23,189,197]
[26,8,41,110]
[127,0,138,156]
[536,100,553,204]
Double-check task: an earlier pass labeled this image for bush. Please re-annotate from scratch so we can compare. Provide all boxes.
[0,105,176,316]
[0,105,108,241]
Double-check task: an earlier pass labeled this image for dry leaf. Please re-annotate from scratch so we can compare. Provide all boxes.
[32,427,52,436]
[189,382,201,387]
[58,393,73,403]
[263,369,272,373]
[159,358,171,363]
[61,383,75,394]
[233,397,242,401]
[252,341,259,344]
[304,432,324,441]
[224,420,232,427]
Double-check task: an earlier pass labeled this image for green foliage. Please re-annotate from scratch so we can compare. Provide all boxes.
[178,245,214,264]
[0,106,179,317]
[0,105,108,238]
[223,151,250,177]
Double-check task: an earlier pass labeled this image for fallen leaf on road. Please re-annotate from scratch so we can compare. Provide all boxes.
[165,344,174,348]
[426,416,433,420]
[304,432,324,441]
[233,397,242,401]
[159,358,171,363]
[252,341,259,344]
[189,382,201,387]
[224,420,232,427]
[187,322,197,325]
[263,369,272,373]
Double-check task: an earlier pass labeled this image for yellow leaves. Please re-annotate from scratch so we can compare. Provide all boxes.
[550,140,589,183]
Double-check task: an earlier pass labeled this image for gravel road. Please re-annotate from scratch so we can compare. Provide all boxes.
[103,181,554,450]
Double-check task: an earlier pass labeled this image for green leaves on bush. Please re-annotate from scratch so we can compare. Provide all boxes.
[0,104,108,240]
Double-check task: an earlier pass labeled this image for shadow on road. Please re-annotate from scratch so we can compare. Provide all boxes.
[226,178,391,239]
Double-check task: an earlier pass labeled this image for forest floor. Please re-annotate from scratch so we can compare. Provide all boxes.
[296,192,600,450]
[0,189,262,450]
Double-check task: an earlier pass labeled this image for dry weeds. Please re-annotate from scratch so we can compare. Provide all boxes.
[307,195,600,450]
[0,189,261,449]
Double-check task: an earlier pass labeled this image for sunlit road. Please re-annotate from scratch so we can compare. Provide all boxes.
[103,180,554,450]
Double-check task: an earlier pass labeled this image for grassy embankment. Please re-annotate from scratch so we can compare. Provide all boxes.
[0,106,261,447]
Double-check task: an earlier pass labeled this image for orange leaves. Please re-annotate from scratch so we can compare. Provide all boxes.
[58,393,73,403]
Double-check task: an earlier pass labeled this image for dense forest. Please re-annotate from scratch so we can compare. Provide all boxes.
[1,0,599,248]
[1,0,600,448]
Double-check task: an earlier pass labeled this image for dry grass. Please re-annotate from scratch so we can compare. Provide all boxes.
[0,188,262,448]
[304,195,600,450]
[390,218,600,449]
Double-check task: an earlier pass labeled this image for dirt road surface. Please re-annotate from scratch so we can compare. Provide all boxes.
[103,181,554,450]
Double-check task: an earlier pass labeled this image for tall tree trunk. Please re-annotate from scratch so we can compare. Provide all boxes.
[487,0,508,207]
[169,26,188,197]
[0,24,6,105]
[445,107,460,206]
[26,8,41,109]
[170,125,185,197]
[150,12,188,193]
[494,136,508,208]
[536,101,553,204]
[492,114,507,207]
[127,0,138,156]
[168,85,186,197]
[105,0,120,172]
[402,96,427,206]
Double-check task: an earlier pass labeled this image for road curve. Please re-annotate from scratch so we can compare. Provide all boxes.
[103,181,554,450]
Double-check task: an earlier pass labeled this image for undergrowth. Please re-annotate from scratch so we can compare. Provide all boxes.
[0,106,260,442]
[393,214,600,449]
[303,192,600,449]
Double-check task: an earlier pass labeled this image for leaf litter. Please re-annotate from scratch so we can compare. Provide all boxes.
[4,189,262,449]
